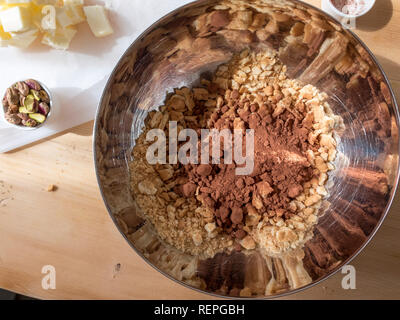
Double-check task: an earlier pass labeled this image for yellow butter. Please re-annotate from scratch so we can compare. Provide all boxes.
[0,25,11,39]
[4,0,32,4]
[83,5,113,38]
[9,27,38,47]
[41,25,76,49]
[0,6,31,32]
[0,24,11,46]
[63,0,83,5]
[56,4,84,27]
[34,0,62,4]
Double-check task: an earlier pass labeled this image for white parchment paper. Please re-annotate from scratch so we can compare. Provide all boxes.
[0,0,192,153]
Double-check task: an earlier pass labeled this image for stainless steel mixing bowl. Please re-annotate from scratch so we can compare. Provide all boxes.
[94,0,400,298]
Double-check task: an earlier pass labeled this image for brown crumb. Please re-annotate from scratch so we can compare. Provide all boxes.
[112,263,121,278]
[47,184,57,192]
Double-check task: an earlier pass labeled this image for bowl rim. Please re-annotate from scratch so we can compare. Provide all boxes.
[93,0,400,300]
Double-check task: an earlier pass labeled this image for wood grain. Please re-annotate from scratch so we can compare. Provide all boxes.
[0,0,399,300]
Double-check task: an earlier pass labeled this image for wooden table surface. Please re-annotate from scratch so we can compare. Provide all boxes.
[0,0,399,300]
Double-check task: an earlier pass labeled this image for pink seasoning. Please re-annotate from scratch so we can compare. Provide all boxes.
[331,0,367,15]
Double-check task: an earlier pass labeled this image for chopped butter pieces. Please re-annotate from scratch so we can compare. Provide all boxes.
[0,6,31,32]
[56,5,85,28]
[34,0,62,5]
[10,27,38,47]
[5,0,32,4]
[83,5,113,38]
[63,0,84,5]
[0,25,12,47]
[0,0,113,49]
[41,26,76,50]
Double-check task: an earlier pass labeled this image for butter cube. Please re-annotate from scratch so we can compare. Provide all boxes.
[5,0,32,3]
[56,5,85,27]
[0,28,38,48]
[41,26,76,49]
[34,0,62,4]
[0,6,31,32]
[9,28,38,48]
[0,26,12,47]
[83,5,113,38]
[63,0,84,5]
[0,26,11,39]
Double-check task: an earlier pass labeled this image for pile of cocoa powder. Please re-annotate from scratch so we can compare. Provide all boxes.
[177,88,317,241]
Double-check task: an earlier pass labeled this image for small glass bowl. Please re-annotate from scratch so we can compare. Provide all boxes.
[1,79,53,131]
[322,0,376,19]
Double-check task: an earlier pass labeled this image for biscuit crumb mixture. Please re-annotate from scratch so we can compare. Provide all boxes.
[130,49,342,258]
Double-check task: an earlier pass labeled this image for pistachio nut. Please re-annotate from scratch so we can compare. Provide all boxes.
[16,81,30,97]
[19,106,34,114]
[30,90,41,101]
[5,112,22,125]
[20,94,25,107]
[24,95,37,112]
[38,90,50,103]
[29,113,46,123]
[17,113,29,121]
[8,104,19,114]
[22,118,37,127]
[6,87,19,105]
[38,102,50,116]
[25,79,42,91]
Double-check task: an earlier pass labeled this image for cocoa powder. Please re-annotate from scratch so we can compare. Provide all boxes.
[178,88,317,240]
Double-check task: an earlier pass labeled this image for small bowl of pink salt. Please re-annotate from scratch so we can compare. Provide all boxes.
[323,0,376,19]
